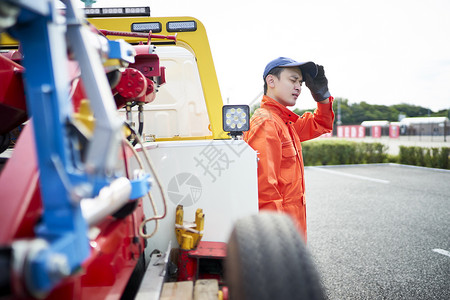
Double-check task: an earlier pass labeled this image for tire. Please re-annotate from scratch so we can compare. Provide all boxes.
[225,213,326,300]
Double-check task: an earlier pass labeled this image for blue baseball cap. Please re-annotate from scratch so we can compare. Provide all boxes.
[263,57,318,80]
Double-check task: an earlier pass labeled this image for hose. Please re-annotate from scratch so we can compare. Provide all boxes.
[122,124,168,239]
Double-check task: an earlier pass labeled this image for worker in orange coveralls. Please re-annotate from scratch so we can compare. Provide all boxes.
[244,57,334,241]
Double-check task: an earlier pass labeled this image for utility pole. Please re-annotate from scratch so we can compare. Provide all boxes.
[334,98,342,137]
[445,108,450,142]
[337,98,342,126]
[444,120,447,142]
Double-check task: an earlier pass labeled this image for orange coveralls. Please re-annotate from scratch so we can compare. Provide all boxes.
[244,95,334,240]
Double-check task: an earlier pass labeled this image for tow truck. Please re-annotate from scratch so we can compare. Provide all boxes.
[0,1,324,299]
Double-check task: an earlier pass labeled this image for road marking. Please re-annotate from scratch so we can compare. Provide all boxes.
[432,249,450,258]
[311,167,390,184]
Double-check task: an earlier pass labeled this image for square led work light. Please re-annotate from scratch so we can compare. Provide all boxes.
[222,105,250,136]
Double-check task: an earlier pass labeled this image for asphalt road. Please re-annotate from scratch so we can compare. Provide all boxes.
[305,164,450,300]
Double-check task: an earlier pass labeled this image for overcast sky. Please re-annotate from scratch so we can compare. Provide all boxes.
[88,0,450,112]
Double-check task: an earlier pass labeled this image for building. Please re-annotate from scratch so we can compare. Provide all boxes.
[398,117,449,136]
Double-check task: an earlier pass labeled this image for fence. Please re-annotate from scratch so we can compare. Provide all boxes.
[333,122,449,142]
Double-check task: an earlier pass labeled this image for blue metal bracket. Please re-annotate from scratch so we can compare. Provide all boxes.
[130,174,152,200]
[8,0,90,291]
[108,39,136,64]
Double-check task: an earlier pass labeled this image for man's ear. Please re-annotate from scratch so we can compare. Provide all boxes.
[266,75,276,88]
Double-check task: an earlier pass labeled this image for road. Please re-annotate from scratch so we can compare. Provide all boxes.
[305,164,450,300]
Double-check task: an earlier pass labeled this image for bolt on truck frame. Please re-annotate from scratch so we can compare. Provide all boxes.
[0,2,324,299]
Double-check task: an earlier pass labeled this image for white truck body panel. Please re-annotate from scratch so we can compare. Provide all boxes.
[136,139,258,253]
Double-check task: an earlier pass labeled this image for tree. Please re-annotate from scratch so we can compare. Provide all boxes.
[293,99,447,125]
[248,98,448,125]
[391,103,429,117]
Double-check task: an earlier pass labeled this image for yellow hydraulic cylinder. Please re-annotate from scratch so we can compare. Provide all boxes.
[175,205,204,250]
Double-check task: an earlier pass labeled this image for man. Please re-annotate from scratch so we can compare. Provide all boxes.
[244,57,334,240]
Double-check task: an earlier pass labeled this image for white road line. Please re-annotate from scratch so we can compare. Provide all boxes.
[432,249,450,258]
[310,167,390,184]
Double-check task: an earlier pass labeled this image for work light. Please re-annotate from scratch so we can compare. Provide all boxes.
[167,21,197,32]
[222,105,250,138]
[84,7,150,18]
[131,22,162,33]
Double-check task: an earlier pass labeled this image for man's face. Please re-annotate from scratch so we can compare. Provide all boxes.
[267,67,303,107]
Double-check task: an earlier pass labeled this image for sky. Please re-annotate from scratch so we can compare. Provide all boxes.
[86,0,450,112]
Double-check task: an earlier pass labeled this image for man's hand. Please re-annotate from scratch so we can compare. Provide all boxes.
[305,65,331,102]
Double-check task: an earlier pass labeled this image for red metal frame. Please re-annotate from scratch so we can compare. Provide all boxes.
[0,26,175,299]
[0,122,146,299]
[0,53,27,135]
[177,241,227,283]
[48,206,146,300]
[0,50,147,297]
[0,124,40,243]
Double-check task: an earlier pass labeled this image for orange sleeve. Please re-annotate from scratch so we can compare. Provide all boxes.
[295,98,334,142]
[244,118,284,212]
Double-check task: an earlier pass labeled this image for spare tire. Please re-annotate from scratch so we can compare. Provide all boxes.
[225,213,326,300]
